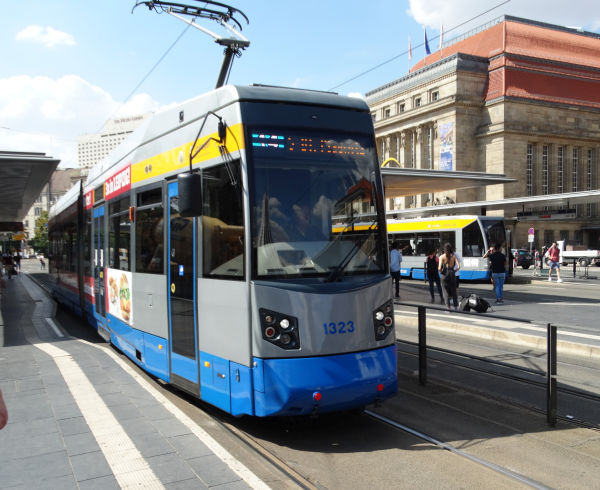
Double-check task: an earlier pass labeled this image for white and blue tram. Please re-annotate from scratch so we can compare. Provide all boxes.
[48,85,397,417]
[386,215,508,280]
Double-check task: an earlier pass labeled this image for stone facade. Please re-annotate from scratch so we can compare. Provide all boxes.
[367,16,600,250]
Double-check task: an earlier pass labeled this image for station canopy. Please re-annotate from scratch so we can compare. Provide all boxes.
[381,167,515,198]
[0,151,59,231]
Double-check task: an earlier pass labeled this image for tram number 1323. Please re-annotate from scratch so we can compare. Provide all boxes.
[323,321,355,335]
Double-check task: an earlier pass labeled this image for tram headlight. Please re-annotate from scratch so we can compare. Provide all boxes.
[259,308,300,350]
[373,300,394,341]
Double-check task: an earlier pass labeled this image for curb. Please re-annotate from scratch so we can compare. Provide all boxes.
[396,316,600,361]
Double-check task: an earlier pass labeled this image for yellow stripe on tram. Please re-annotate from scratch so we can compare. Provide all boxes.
[131,122,245,184]
[387,217,476,233]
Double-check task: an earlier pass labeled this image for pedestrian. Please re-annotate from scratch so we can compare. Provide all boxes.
[454,249,462,296]
[0,388,7,430]
[487,244,507,304]
[438,242,459,310]
[483,247,496,290]
[546,242,563,282]
[14,252,21,274]
[390,241,403,299]
[40,255,46,270]
[425,248,443,303]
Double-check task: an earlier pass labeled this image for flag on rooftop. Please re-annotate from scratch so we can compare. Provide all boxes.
[408,35,412,61]
[439,24,444,50]
[424,28,431,55]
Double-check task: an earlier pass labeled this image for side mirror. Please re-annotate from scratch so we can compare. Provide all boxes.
[178,172,202,217]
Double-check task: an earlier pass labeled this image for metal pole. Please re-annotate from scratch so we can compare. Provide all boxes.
[547,323,557,427]
[418,306,427,386]
[573,259,576,278]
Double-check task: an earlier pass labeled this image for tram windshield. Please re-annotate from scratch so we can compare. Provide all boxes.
[248,128,386,280]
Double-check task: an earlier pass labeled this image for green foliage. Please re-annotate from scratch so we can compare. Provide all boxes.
[30,210,49,254]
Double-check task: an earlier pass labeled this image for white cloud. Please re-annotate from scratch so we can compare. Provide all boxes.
[0,75,163,168]
[16,25,76,48]
[347,92,365,99]
[408,0,600,34]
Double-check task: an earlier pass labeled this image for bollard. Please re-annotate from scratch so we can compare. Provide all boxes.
[573,260,576,278]
[418,306,427,386]
[547,323,557,427]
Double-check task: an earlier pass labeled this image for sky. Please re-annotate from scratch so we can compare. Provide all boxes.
[1,0,600,169]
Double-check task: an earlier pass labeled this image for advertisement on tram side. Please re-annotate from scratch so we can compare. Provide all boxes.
[106,268,133,324]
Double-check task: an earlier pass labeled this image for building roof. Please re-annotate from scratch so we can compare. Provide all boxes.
[369,16,600,110]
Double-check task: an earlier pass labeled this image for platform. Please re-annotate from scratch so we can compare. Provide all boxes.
[0,270,265,489]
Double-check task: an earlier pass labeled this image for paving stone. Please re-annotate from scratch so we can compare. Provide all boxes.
[145,452,198,484]
[70,450,113,482]
[168,433,213,460]
[58,416,92,437]
[63,431,101,457]
[187,454,246,488]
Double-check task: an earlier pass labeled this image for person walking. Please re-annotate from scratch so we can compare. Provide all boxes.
[454,250,462,297]
[390,241,403,298]
[425,249,443,303]
[487,244,507,304]
[546,242,563,282]
[438,243,459,310]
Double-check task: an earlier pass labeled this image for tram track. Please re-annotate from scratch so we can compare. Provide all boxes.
[364,410,552,490]
[396,339,600,429]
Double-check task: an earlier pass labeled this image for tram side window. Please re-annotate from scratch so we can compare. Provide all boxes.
[108,195,131,271]
[135,187,164,274]
[202,161,244,279]
[83,210,92,276]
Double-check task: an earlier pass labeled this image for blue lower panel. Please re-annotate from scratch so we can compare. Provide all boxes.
[412,269,425,280]
[460,270,490,280]
[253,345,397,417]
[200,352,231,413]
[107,313,169,382]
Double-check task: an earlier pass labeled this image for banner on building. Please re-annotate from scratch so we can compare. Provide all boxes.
[440,122,454,171]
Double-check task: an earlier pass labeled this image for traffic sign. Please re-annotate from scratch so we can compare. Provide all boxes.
[528,234,534,243]
[528,227,535,235]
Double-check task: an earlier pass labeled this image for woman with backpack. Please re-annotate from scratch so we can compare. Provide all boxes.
[426,249,443,303]
[438,242,460,310]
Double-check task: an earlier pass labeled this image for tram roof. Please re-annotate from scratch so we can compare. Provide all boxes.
[381,167,515,198]
[0,151,59,229]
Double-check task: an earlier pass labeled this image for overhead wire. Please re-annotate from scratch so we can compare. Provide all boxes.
[328,0,511,91]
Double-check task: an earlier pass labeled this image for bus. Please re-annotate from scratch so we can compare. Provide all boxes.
[48,84,397,417]
[386,215,507,280]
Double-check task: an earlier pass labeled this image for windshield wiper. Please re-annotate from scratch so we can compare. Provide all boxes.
[324,220,377,283]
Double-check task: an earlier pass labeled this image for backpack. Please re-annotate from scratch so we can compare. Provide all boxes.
[468,294,490,313]
[426,255,438,277]
[458,296,471,311]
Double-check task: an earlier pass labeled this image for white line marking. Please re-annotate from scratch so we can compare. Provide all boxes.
[45,317,64,337]
[34,342,165,489]
[81,340,271,490]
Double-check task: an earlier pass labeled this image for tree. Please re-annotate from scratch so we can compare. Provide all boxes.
[30,210,49,254]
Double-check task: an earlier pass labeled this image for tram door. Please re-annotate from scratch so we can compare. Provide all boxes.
[167,182,199,392]
[93,205,108,338]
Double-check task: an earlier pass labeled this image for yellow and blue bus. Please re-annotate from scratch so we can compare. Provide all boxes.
[387,215,507,280]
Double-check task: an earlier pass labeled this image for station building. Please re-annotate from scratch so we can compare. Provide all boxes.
[367,16,600,250]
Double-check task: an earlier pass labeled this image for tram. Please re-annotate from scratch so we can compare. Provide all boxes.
[48,85,397,417]
[386,215,507,280]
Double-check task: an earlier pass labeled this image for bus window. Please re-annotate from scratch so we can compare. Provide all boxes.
[482,219,506,252]
[462,221,485,257]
